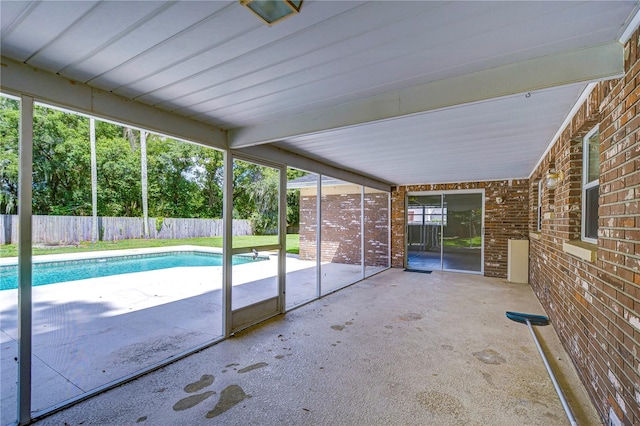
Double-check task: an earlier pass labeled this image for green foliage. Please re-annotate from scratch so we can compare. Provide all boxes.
[0,234,301,257]
[0,97,19,214]
[96,130,141,216]
[233,160,280,234]
[0,98,298,233]
[286,168,308,228]
[32,105,92,215]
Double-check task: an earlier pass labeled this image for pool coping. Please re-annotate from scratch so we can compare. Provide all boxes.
[0,245,225,266]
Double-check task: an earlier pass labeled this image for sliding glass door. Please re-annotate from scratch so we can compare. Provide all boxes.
[406,191,483,273]
[442,193,483,272]
[407,195,442,270]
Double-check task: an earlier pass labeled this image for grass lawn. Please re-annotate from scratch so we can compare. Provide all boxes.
[442,236,482,248]
[0,234,300,258]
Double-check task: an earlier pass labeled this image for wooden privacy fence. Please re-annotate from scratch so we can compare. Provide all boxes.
[0,215,253,245]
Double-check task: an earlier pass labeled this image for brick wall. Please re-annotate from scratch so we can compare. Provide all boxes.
[528,28,640,425]
[299,191,389,267]
[364,191,390,267]
[391,180,529,277]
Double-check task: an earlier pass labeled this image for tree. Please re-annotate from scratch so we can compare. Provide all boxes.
[0,98,276,229]
[32,105,91,215]
[90,118,98,242]
[140,130,149,237]
[286,168,308,230]
[0,97,20,214]
[248,167,279,234]
[95,122,141,217]
[192,146,224,218]
[147,137,204,218]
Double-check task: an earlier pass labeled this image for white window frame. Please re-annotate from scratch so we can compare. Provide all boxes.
[581,126,599,243]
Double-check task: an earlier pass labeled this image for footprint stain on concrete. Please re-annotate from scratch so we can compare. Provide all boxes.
[345,321,353,325]
[441,344,453,351]
[481,371,495,387]
[184,374,214,393]
[136,416,147,423]
[173,391,216,411]
[238,362,268,373]
[472,349,506,365]
[205,385,250,419]
[331,325,345,331]
[398,312,423,321]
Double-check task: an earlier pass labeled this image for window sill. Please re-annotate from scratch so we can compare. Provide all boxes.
[562,240,597,263]
[529,232,541,240]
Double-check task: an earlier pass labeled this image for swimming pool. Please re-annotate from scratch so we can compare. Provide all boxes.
[0,251,264,290]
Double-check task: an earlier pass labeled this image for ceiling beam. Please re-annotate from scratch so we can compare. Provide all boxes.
[235,144,391,191]
[229,42,623,148]
[0,56,226,149]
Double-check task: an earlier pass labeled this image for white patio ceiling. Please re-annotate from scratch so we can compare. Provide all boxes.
[1,1,638,186]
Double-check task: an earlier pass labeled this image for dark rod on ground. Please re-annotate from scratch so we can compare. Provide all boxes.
[506,311,577,426]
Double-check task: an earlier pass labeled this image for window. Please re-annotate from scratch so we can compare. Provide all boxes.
[582,126,599,243]
[407,206,447,225]
[537,179,543,231]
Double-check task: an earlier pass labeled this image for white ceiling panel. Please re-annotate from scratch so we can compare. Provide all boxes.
[133,1,401,105]
[27,1,170,72]
[59,1,231,83]
[102,4,258,95]
[0,0,33,36]
[0,1,98,62]
[111,2,366,99]
[1,0,637,186]
[201,2,632,126]
[273,84,587,185]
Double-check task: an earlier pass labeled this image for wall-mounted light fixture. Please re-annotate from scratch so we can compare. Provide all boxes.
[495,196,505,205]
[546,168,564,190]
[240,0,303,26]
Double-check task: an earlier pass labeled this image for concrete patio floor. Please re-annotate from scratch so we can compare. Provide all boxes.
[0,247,379,425]
[29,268,601,425]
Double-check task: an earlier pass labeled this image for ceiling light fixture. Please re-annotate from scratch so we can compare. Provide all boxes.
[240,0,303,26]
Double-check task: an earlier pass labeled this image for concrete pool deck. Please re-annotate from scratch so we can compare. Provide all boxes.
[0,246,380,424]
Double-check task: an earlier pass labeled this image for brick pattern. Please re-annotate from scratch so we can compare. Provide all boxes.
[529,28,640,425]
[299,193,389,266]
[364,192,390,267]
[391,181,529,277]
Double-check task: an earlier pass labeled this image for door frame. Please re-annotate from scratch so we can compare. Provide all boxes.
[405,189,485,274]
[225,152,286,335]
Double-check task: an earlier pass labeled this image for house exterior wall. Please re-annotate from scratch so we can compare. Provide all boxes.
[390,181,530,277]
[298,187,389,266]
[295,29,640,425]
[527,30,640,425]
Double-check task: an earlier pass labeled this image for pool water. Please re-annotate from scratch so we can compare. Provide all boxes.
[0,252,262,290]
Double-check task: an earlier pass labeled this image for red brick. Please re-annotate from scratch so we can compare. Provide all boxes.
[525,33,640,425]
